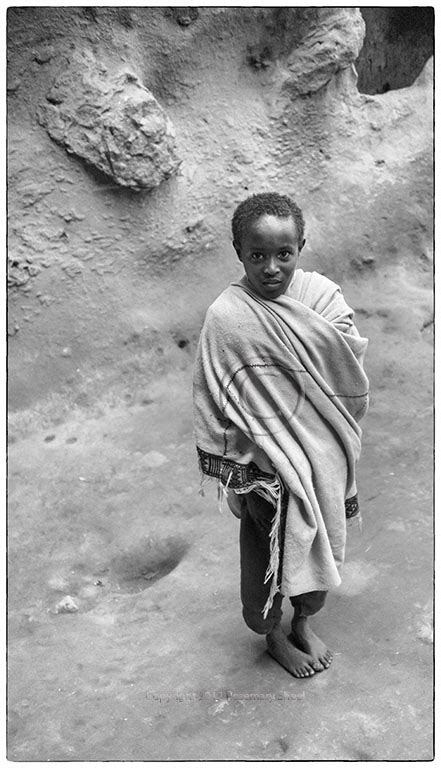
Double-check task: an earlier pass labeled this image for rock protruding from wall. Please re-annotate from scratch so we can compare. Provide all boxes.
[37,54,181,191]
[281,7,365,95]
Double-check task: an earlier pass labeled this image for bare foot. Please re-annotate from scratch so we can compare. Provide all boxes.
[266,624,318,678]
[290,616,333,670]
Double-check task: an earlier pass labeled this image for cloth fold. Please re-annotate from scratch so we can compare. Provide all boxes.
[193,269,369,613]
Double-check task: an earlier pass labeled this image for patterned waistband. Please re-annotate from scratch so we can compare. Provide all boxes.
[197,447,275,490]
[198,446,359,519]
[344,494,359,518]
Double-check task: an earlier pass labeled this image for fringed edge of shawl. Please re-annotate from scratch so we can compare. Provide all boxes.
[262,476,283,619]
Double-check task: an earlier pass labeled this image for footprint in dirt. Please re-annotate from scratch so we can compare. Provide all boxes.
[49,536,189,615]
[105,536,189,594]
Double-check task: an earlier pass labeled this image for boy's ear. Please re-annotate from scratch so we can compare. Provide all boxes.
[299,238,306,253]
[233,240,242,259]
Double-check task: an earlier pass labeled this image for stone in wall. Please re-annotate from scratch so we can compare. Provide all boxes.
[282,8,365,95]
[37,53,181,191]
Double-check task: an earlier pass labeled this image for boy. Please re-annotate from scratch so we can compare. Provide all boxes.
[193,192,369,678]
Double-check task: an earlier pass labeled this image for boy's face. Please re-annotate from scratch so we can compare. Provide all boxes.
[234,214,303,300]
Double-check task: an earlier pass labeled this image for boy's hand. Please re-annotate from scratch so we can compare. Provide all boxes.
[226,489,246,519]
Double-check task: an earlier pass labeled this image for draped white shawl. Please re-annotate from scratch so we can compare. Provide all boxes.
[193,269,369,615]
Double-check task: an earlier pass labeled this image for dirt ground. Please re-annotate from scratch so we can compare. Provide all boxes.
[7,269,433,761]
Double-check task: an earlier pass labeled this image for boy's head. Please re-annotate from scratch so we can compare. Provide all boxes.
[232,192,306,300]
[232,192,305,249]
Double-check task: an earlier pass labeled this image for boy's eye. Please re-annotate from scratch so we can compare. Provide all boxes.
[278,250,292,260]
[250,252,264,262]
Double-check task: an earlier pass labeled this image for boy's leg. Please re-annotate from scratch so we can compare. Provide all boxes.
[290,590,327,617]
[239,490,283,634]
[289,591,333,669]
[240,492,321,677]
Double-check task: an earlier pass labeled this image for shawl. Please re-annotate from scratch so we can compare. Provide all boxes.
[193,268,369,616]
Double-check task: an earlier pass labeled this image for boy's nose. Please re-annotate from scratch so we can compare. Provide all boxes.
[263,258,280,275]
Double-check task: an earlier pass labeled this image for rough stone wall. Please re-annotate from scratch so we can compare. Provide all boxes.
[7,7,433,412]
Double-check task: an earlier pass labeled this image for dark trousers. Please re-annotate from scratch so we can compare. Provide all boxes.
[240,490,327,634]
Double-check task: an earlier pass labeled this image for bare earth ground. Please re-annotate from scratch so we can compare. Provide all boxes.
[7,269,433,761]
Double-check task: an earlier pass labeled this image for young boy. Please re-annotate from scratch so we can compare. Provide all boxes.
[193,192,369,678]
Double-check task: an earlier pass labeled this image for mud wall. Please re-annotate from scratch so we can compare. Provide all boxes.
[7,7,433,412]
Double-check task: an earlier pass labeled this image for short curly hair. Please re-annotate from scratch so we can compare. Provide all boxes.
[232,192,305,247]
